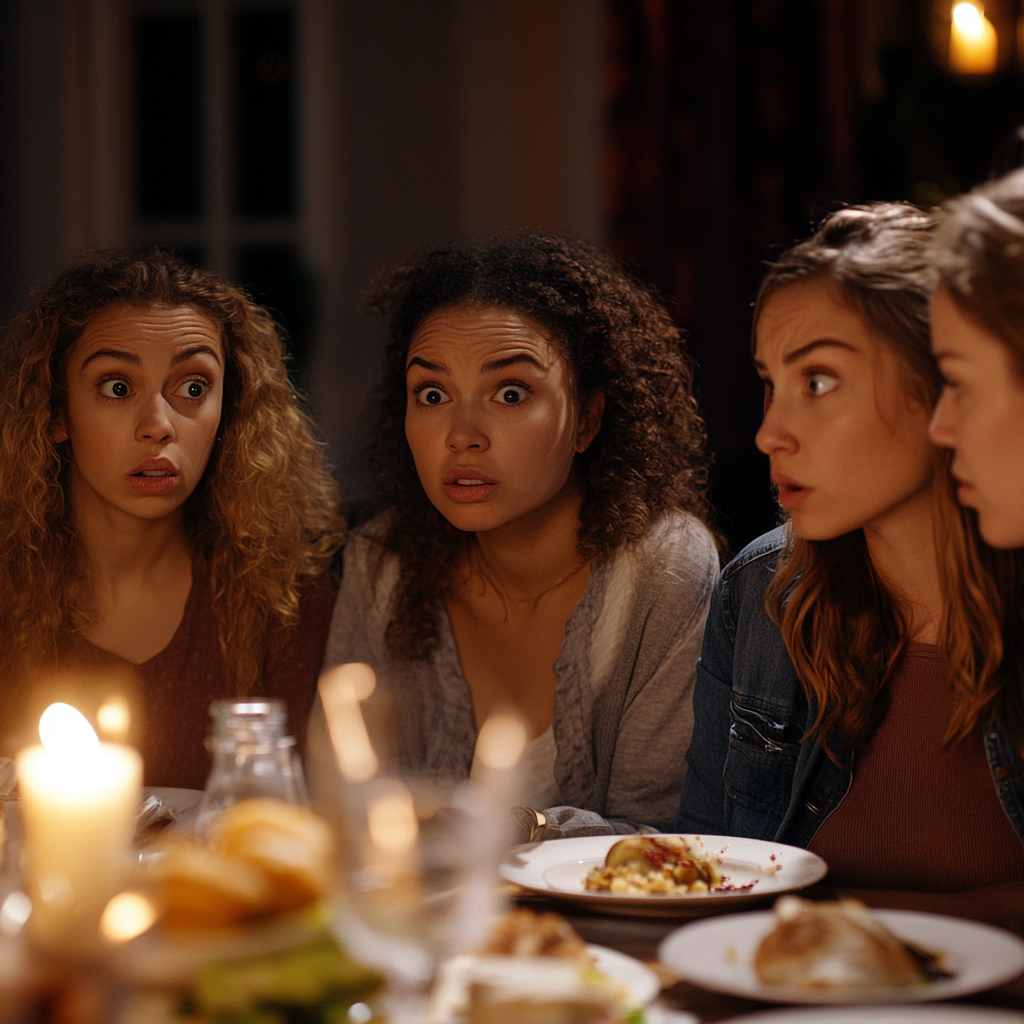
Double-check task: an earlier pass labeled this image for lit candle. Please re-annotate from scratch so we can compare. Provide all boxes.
[950,2,998,75]
[16,703,142,951]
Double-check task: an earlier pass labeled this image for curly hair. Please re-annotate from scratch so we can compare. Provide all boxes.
[0,248,345,695]
[363,231,711,660]
[758,204,1024,762]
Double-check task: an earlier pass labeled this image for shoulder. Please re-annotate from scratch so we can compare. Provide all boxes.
[719,526,788,596]
[628,511,719,582]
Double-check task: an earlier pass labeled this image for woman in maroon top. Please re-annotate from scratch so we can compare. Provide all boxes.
[0,250,344,787]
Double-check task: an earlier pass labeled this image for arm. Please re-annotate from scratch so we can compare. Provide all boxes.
[544,517,719,837]
[675,572,735,834]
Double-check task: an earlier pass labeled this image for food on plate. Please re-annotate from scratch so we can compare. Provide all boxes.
[478,908,592,963]
[754,896,951,989]
[212,798,335,913]
[583,835,722,895]
[467,958,617,1024]
[188,934,383,1023]
[152,798,335,929]
[430,910,637,1024]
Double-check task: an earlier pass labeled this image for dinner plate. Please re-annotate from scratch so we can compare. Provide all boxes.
[659,909,1024,1005]
[500,834,828,918]
[428,944,660,1023]
[720,1009,1024,1023]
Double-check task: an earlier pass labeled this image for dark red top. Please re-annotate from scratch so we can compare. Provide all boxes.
[809,643,1024,892]
[26,562,339,789]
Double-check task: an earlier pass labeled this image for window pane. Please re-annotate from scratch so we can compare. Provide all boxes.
[235,9,295,217]
[135,14,201,218]
[236,244,314,380]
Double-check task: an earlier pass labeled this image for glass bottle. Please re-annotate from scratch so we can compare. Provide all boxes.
[195,699,305,836]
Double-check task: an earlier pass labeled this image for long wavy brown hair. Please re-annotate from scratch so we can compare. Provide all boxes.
[759,204,1024,763]
[0,248,345,695]
[364,231,712,660]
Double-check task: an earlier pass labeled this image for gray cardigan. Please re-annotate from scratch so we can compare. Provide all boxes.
[316,511,718,835]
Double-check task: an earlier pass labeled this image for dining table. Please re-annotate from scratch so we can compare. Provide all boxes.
[507,881,1024,1021]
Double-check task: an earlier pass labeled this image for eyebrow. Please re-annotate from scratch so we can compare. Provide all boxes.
[753,338,858,371]
[406,353,545,375]
[80,344,222,370]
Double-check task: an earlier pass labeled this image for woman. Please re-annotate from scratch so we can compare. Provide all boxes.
[0,249,344,788]
[677,204,1024,905]
[321,232,719,835]
[929,168,1024,553]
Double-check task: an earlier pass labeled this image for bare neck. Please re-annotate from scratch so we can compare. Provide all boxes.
[72,483,192,599]
[862,486,942,645]
[468,483,586,604]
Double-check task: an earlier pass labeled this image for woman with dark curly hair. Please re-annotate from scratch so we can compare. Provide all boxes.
[0,249,344,787]
[678,204,1024,913]
[321,232,718,835]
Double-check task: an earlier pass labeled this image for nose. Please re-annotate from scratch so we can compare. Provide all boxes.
[136,393,176,445]
[928,388,956,449]
[445,403,489,453]
[754,389,797,456]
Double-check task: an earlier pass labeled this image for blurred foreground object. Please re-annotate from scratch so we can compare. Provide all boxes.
[153,798,334,929]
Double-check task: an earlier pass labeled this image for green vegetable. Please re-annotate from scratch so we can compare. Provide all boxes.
[193,934,383,1021]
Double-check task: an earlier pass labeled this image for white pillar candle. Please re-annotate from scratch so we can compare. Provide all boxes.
[16,703,142,952]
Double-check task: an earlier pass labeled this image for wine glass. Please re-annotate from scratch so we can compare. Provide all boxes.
[318,664,524,1024]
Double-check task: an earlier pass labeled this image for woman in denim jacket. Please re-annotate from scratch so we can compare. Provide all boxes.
[678,204,1024,911]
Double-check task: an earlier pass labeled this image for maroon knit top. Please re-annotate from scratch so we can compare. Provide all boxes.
[809,643,1024,892]
[32,561,339,789]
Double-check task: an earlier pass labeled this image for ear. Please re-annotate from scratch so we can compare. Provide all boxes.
[50,414,68,444]
[575,391,605,454]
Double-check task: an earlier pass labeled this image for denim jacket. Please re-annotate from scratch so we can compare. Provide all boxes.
[676,527,1024,847]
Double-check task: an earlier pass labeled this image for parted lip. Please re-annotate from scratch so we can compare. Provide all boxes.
[443,466,497,485]
[770,471,807,490]
[129,456,178,476]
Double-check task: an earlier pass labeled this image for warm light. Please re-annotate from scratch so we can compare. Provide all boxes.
[475,713,527,770]
[97,696,130,740]
[319,664,379,782]
[367,788,418,852]
[39,702,100,759]
[0,892,31,937]
[100,891,157,943]
[950,3,998,75]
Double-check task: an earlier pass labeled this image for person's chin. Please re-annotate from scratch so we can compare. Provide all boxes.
[977,505,1024,550]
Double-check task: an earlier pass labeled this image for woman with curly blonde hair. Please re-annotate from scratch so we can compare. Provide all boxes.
[322,232,719,836]
[0,249,344,787]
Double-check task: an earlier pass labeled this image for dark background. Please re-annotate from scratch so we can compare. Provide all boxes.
[3,0,1024,554]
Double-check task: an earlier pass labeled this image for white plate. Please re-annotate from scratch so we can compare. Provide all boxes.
[660,909,1024,1005]
[428,944,660,1023]
[721,1009,1024,1023]
[500,834,827,917]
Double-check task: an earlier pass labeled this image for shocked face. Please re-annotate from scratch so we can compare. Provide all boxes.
[929,287,1024,548]
[754,278,935,541]
[403,305,602,535]
[56,304,225,526]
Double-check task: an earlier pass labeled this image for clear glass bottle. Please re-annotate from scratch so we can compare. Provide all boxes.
[195,699,305,836]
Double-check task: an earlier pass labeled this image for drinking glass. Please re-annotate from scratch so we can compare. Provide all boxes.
[319,664,524,1024]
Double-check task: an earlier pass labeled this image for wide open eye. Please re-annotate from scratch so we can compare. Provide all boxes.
[416,386,450,406]
[175,379,209,400]
[99,379,131,399]
[495,385,528,405]
[808,372,839,397]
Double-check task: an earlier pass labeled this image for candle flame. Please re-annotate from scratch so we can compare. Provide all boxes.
[39,703,99,757]
[100,891,157,943]
[475,713,528,769]
[953,2,984,33]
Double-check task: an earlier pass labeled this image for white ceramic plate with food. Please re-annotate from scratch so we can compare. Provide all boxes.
[500,835,828,917]
[429,944,660,1024]
[660,909,1024,1005]
[720,1008,1024,1023]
